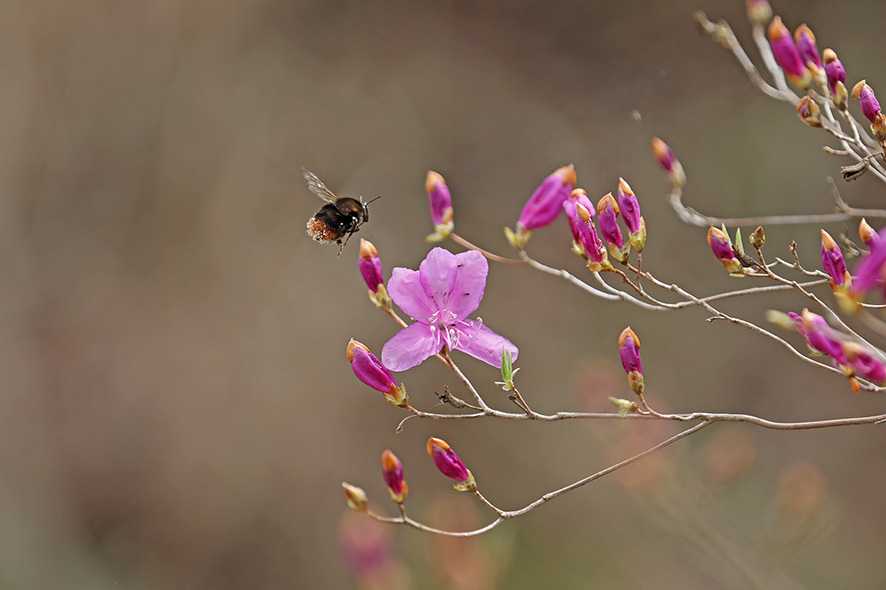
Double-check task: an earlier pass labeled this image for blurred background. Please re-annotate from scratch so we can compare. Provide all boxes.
[3,0,886,587]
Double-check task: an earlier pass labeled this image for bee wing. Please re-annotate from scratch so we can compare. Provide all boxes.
[302,167,339,203]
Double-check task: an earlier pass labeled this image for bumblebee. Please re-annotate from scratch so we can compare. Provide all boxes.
[303,168,375,256]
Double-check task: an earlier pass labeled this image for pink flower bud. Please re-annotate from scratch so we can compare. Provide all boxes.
[651,137,685,187]
[820,230,850,289]
[358,239,384,294]
[797,96,822,127]
[427,437,475,490]
[768,17,810,87]
[859,218,879,247]
[563,189,607,266]
[425,170,454,241]
[849,226,886,304]
[822,48,846,95]
[618,327,644,395]
[843,342,886,384]
[517,164,577,231]
[342,482,369,512]
[793,24,821,72]
[853,81,886,142]
[347,339,408,407]
[707,227,742,274]
[617,178,646,253]
[794,310,848,365]
[597,193,629,263]
[381,449,408,503]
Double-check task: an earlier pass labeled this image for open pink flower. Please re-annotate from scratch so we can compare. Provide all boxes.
[381,248,518,371]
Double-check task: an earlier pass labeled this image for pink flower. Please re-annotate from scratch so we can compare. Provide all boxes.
[381,248,518,371]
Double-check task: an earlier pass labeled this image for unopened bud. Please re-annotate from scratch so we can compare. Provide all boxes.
[381,449,408,503]
[859,218,879,247]
[347,339,408,407]
[618,178,646,252]
[768,17,811,88]
[796,96,822,127]
[750,226,766,249]
[342,482,369,512]
[427,437,476,491]
[597,193,630,263]
[618,327,644,395]
[425,171,454,242]
[707,227,743,274]
[853,80,886,142]
[652,137,685,187]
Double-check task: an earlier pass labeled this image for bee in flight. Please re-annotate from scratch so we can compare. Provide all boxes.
[303,167,377,256]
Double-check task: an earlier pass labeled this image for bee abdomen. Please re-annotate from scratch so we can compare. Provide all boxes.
[307,217,337,244]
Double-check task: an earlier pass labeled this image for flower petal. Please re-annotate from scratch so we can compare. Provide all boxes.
[388,266,435,321]
[381,322,442,371]
[447,250,488,318]
[453,321,518,367]
[418,248,488,319]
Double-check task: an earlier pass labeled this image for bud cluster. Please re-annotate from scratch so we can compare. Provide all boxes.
[787,309,886,391]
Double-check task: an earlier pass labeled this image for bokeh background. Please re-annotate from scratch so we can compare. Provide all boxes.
[3,0,886,587]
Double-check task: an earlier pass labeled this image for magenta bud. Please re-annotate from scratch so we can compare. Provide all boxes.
[707,227,742,274]
[618,178,646,253]
[516,164,577,231]
[794,24,821,72]
[563,189,607,265]
[651,137,685,187]
[822,48,846,95]
[798,309,848,365]
[618,327,644,395]
[859,218,879,247]
[849,224,886,305]
[426,437,475,490]
[820,230,850,289]
[425,171,454,241]
[347,339,408,407]
[844,342,886,384]
[768,17,810,87]
[381,449,408,503]
[597,193,629,263]
[358,239,384,293]
[853,80,882,122]
[852,81,886,141]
